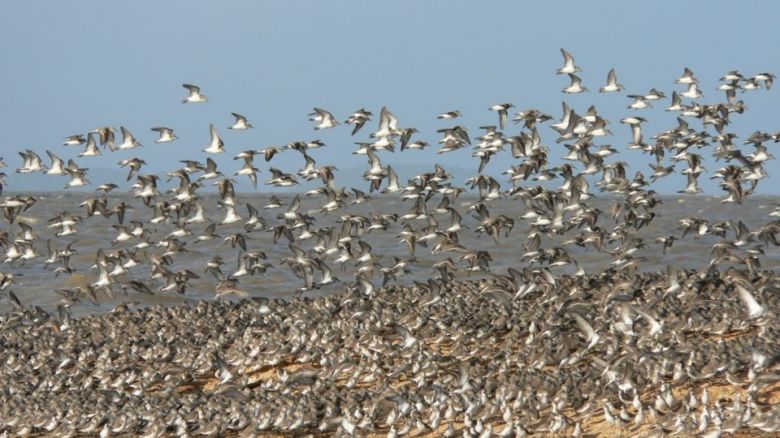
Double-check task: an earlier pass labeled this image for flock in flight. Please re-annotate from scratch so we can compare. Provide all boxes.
[0,49,777,304]
[0,49,778,437]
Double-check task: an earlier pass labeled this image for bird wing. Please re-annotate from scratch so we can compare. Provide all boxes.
[735,284,766,318]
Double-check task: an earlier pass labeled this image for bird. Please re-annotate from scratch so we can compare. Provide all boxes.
[562,73,587,93]
[182,83,208,103]
[78,133,102,157]
[681,82,703,99]
[44,151,66,175]
[228,112,253,130]
[557,48,581,75]
[489,103,514,129]
[344,108,372,135]
[627,95,652,110]
[203,124,225,153]
[234,156,260,188]
[16,150,45,173]
[599,68,624,93]
[116,127,142,150]
[62,134,86,147]
[676,67,698,84]
[118,158,146,181]
[150,127,178,143]
[735,283,766,319]
[437,110,461,120]
[0,48,776,438]
[309,108,340,130]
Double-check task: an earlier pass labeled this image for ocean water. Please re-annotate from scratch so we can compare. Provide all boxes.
[1,191,777,316]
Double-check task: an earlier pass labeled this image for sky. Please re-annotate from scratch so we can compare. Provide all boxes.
[1,1,779,194]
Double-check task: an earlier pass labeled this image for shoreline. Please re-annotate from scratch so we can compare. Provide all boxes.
[1,268,779,436]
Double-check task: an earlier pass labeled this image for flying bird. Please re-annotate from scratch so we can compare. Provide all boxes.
[229,113,253,130]
[599,69,624,93]
[150,127,177,143]
[182,83,208,103]
[308,108,340,130]
[203,124,225,154]
[556,48,581,75]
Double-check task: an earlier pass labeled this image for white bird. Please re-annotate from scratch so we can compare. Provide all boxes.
[599,68,624,93]
[220,202,242,224]
[752,72,775,90]
[182,83,208,103]
[680,82,702,99]
[572,313,600,349]
[229,112,253,130]
[557,48,581,75]
[203,124,225,154]
[644,88,666,100]
[735,284,766,319]
[489,103,513,129]
[633,307,663,337]
[679,173,703,194]
[437,110,461,120]
[309,108,340,130]
[198,158,222,180]
[562,74,588,94]
[234,158,260,188]
[627,95,652,110]
[64,168,89,188]
[150,127,177,143]
[78,133,102,157]
[62,134,85,147]
[16,150,45,173]
[116,127,142,150]
[45,151,66,175]
[373,106,399,138]
[675,67,698,85]
[666,91,683,111]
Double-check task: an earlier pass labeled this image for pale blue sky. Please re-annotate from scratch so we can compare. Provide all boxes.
[1,1,778,194]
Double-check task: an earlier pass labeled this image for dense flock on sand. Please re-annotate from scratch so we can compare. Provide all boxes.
[0,50,779,436]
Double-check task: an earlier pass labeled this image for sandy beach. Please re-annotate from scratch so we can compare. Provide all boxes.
[1,268,778,436]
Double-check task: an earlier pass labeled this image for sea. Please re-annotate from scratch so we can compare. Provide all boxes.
[1,191,778,317]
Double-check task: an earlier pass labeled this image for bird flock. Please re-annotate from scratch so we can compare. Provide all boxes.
[0,49,778,436]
